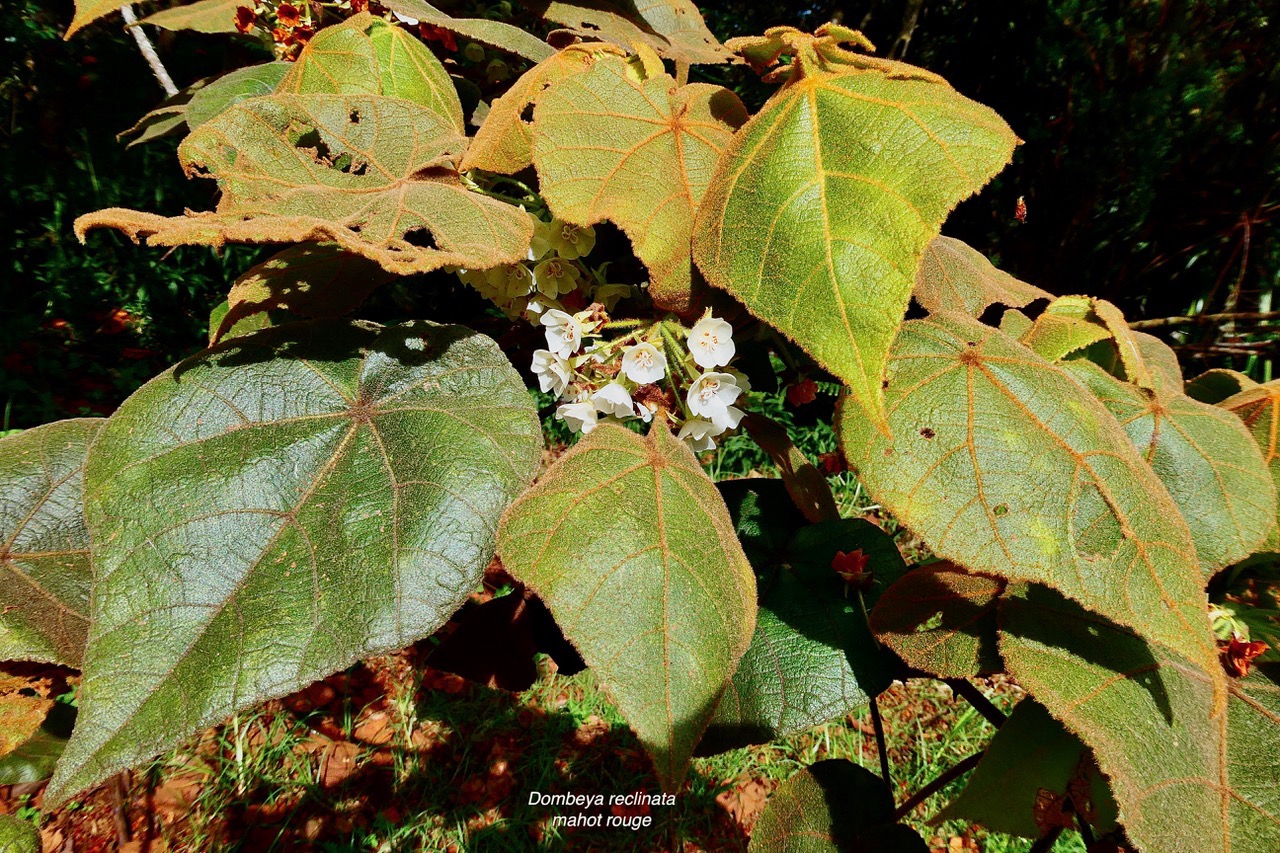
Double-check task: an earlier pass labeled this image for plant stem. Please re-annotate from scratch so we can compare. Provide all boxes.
[1128,310,1280,329]
[890,751,983,821]
[120,6,178,97]
[868,694,891,786]
[945,679,1007,729]
[1028,827,1064,853]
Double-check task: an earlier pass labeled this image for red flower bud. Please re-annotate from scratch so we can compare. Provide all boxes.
[831,549,872,588]
[1222,636,1268,678]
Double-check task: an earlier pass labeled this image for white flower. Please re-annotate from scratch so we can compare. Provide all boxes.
[677,417,723,452]
[556,401,598,434]
[392,11,419,25]
[621,342,667,384]
[687,316,736,369]
[541,309,583,357]
[531,349,572,397]
[687,371,744,431]
[635,400,656,422]
[591,382,633,418]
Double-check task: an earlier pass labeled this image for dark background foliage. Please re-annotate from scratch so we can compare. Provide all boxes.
[3,0,1277,429]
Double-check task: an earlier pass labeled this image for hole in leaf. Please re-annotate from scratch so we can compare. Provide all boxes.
[520,103,535,123]
[919,427,935,439]
[405,228,438,250]
[993,503,1008,516]
[349,109,362,124]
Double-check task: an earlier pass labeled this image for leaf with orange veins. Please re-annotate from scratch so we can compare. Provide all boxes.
[462,45,619,175]
[529,0,732,66]
[1222,380,1280,551]
[693,42,1016,428]
[914,235,1051,317]
[74,94,533,275]
[531,55,746,311]
[838,312,1222,684]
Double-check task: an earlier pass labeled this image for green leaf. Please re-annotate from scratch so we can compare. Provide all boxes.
[749,759,929,852]
[462,45,609,175]
[1222,381,1280,551]
[1019,296,1112,362]
[1064,359,1276,575]
[693,38,1016,427]
[75,94,533,275]
[139,0,243,33]
[0,419,102,668]
[705,500,900,752]
[531,54,746,310]
[868,562,1003,679]
[838,312,1220,676]
[530,0,732,65]
[207,299,282,345]
[913,236,1050,317]
[937,698,1118,838]
[279,14,464,133]
[0,702,75,785]
[497,423,756,791]
[118,84,205,148]
[716,478,806,571]
[1022,297,1166,394]
[740,413,839,524]
[0,814,39,853]
[44,320,542,806]
[999,585,1280,853]
[212,243,396,344]
[1186,369,1256,405]
[187,63,291,130]
[383,0,556,62]
[66,0,123,37]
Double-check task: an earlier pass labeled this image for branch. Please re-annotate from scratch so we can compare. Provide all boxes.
[944,679,1007,729]
[1028,826,1064,853]
[121,5,178,97]
[1129,311,1280,330]
[891,750,983,821]
[869,694,892,786]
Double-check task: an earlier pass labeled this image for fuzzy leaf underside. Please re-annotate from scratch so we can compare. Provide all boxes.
[383,0,556,62]
[75,94,533,275]
[497,423,756,791]
[139,0,242,33]
[913,236,1051,317]
[838,312,1219,678]
[532,56,746,310]
[0,419,103,668]
[186,63,292,131]
[1064,360,1276,575]
[1222,381,1280,551]
[529,0,731,65]
[44,320,542,807]
[1000,585,1280,853]
[693,70,1016,427]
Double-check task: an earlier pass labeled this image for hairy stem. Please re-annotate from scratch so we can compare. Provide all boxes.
[869,694,891,786]
[891,750,982,821]
[945,678,1007,729]
[121,6,178,97]
[1028,827,1064,853]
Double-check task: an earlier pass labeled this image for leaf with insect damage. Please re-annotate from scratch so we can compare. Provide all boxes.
[838,311,1221,680]
[526,0,732,65]
[913,236,1050,317]
[212,243,396,344]
[749,759,929,852]
[383,0,556,62]
[43,320,542,807]
[497,423,756,791]
[1064,359,1275,575]
[869,562,1004,679]
[693,27,1016,428]
[1000,584,1280,853]
[1222,380,1280,552]
[74,94,533,275]
[462,45,617,175]
[531,55,746,311]
[279,13,464,132]
[0,420,103,668]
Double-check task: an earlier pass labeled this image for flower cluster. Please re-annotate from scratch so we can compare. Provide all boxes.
[530,311,749,453]
[455,215,633,326]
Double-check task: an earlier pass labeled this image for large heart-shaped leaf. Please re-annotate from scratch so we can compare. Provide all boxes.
[705,484,899,753]
[0,419,103,668]
[694,30,1016,427]
[1064,359,1276,575]
[212,243,396,344]
[44,320,542,806]
[1000,585,1280,853]
[531,55,746,310]
[749,759,929,852]
[279,13,464,132]
[913,236,1050,317]
[838,312,1219,676]
[497,423,756,790]
[383,0,556,62]
[75,94,533,275]
[462,46,608,175]
[1222,381,1280,551]
[868,562,1003,679]
[937,698,1118,839]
